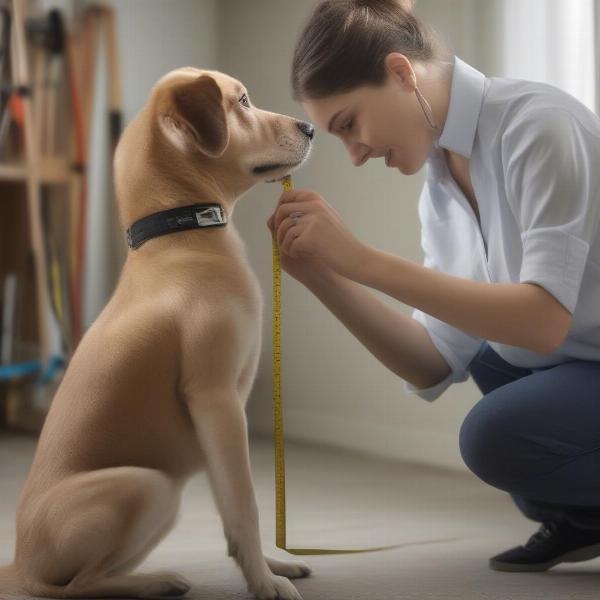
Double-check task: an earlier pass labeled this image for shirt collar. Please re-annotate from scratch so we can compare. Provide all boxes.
[436,56,487,159]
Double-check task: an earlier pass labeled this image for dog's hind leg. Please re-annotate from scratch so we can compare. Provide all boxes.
[16,466,191,599]
[34,571,192,599]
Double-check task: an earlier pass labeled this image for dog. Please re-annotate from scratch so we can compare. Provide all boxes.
[0,67,314,599]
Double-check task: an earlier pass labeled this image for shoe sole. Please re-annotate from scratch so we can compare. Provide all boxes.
[489,541,600,572]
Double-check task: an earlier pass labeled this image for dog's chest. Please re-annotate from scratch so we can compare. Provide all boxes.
[195,256,264,348]
[227,257,263,319]
[234,265,264,357]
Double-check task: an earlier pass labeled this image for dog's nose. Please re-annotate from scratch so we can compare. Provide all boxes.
[297,121,315,140]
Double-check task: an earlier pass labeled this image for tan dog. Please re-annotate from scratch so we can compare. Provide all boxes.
[0,67,314,599]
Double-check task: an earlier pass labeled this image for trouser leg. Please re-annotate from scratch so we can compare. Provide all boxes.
[462,342,600,530]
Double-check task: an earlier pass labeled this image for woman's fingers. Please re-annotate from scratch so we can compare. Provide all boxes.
[266,212,292,248]
[280,220,301,258]
[273,200,314,230]
[277,214,298,248]
[268,208,304,246]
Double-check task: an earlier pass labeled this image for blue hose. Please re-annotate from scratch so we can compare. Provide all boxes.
[0,355,66,383]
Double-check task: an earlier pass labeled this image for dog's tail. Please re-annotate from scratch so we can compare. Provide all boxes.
[0,563,27,599]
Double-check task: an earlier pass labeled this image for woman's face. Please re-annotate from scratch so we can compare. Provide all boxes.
[301,53,437,175]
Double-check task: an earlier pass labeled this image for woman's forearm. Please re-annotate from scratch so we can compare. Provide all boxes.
[300,268,452,390]
[352,246,564,355]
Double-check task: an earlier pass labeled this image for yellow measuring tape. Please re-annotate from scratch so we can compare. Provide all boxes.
[272,175,408,555]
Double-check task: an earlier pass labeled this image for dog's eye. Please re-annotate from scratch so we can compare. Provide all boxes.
[239,93,251,108]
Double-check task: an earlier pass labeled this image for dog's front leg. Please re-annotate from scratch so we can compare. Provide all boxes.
[186,392,309,600]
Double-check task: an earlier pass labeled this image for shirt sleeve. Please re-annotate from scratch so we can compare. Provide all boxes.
[502,108,600,314]
[404,186,485,402]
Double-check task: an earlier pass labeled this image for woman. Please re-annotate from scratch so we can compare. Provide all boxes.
[267,0,600,574]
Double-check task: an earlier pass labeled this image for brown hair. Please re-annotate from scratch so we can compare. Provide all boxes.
[291,0,453,101]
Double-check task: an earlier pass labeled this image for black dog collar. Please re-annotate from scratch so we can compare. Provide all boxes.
[126,203,227,249]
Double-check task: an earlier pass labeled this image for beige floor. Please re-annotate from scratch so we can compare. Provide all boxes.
[1,428,600,599]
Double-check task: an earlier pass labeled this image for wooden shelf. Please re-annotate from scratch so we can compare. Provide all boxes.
[0,156,72,185]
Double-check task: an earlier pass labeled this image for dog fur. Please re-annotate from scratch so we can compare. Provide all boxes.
[0,67,314,599]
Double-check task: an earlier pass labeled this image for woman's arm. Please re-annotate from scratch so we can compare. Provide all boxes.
[301,267,452,390]
[352,246,572,355]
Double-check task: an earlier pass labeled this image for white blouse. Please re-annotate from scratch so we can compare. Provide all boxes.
[404,55,600,402]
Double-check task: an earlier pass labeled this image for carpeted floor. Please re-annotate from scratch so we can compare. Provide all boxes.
[1,429,600,599]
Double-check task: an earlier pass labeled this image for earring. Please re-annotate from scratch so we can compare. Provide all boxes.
[415,86,439,131]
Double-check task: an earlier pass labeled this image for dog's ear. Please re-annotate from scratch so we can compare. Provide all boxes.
[160,74,230,158]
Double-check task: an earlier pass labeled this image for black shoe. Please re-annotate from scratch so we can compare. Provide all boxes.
[489,519,600,572]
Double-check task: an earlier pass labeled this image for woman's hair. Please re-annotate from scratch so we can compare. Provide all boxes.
[291,0,453,101]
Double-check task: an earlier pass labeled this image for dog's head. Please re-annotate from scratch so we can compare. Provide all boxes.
[156,67,315,177]
[115,67,313,216]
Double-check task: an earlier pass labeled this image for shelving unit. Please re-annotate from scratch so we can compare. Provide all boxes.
[0,156,71,182]
[0,0,122,433]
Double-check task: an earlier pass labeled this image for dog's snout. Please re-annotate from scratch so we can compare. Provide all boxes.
[296,121,315,140]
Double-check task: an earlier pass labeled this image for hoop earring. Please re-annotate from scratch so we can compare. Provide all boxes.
[415,86,439,131]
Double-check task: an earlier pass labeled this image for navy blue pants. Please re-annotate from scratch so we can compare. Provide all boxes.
[459,341,600,530]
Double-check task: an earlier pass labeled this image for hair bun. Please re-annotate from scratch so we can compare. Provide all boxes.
[354,0,415,12]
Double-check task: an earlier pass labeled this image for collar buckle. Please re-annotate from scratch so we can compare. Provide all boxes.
[196,205,226,226]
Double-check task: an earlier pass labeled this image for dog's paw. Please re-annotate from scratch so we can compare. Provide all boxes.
[248,574,303,600]
[264,554,312,579]
[143,571,192,598]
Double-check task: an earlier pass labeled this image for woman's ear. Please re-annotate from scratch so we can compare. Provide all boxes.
[160,74,230,158]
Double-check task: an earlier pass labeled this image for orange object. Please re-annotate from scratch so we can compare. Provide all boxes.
[9,92,25,127]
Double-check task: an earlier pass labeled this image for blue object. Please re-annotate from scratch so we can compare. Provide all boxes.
[37,354,66,385]
[0,355,66,383]
[460,341,600,529]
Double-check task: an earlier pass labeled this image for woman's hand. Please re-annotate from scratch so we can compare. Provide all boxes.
[266,188,368,281]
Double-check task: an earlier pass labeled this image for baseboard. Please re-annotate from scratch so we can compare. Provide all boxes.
[249,406,468,473]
